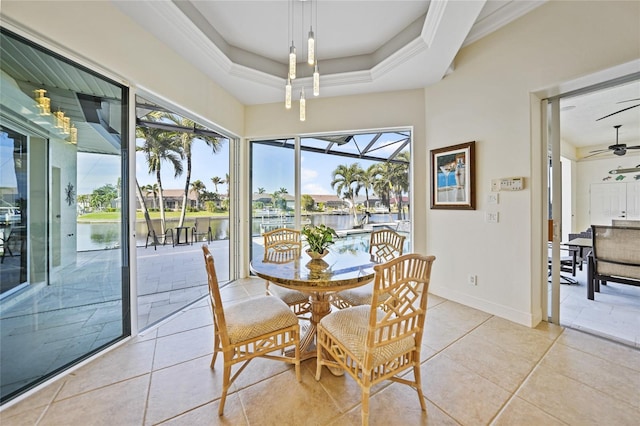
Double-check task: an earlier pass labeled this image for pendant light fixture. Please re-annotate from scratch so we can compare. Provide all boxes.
[284,0,318,120]
[285,77,292,109]
[313,63,320,96]
[299,87,306,121]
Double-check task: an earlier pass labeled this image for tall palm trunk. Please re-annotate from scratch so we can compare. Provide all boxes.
[136,180,156,245]
[178,155,192,227]
[156,168,167,234]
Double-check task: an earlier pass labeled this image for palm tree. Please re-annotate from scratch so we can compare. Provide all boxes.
[358,164,379,210]
[211,176,223,194]
[143,184,159,209]
[272,187,288,211]
[190,179,206,209]
[331,163,363,224]
[225,172,230,197]
[159,114,222,227]
[136,126,183,235]
[383,151,410,220]
[258,187,266,194]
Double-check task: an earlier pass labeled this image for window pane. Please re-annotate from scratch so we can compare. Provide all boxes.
[135,97,231,330]
[250,140,295,260]
[249,131,411,263]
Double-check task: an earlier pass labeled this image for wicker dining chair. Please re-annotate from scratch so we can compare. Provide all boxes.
[202,244,301,416]
[316,253,436,426]
[263,228,312,318]
[332,229,406,309]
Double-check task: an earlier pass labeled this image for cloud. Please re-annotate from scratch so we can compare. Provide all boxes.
[303,182,331,195]
[301,168,318,181]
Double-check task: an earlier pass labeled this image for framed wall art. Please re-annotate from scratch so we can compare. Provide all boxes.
[430,141,476,210]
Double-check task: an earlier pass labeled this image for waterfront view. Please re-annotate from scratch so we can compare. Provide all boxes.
[77,211,409,251]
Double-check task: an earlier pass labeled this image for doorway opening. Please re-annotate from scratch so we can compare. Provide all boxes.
[547,75,640,347]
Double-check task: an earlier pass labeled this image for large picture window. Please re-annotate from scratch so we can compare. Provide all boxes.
[250,131,411,261]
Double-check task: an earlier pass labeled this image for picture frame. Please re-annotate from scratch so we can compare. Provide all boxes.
[430,141,476,210]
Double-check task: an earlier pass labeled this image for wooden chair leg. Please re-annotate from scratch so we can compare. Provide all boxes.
[413,364,427,412]
[218,364,232,416]
[361,387,370,426]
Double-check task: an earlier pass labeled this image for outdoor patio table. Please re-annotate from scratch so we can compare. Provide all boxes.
[175,226,190,245]
[250,248,377,360]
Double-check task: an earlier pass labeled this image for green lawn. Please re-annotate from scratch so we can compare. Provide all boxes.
[78,211,229,221]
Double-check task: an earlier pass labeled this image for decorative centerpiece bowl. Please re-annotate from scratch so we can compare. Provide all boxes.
[301,224,338,260]
[306,249,329,260]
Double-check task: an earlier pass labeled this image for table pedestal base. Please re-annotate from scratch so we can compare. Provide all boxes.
[287,292,344,376]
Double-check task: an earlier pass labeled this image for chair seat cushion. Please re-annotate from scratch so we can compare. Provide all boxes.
[320,305,415,365]
[269,285,309,305]
[337,283,391,307]
[225,296,298,344]
[336,283,374,306]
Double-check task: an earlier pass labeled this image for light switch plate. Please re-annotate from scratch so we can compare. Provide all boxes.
[486,212,499,223]
[488,193,499,204]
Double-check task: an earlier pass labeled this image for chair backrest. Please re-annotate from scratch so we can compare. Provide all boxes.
[369,229,405,261]
[612,219,640,228]
[149,218,165,234]
[591,225,640,279]
[264,247,300,264]
[367,253,436,358]
[263,228,302,252]
[194,217,210,231]
[202,244,229,344]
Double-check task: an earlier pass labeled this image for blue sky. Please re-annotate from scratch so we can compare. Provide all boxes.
[3,132,404,197]
[133,139,388,197]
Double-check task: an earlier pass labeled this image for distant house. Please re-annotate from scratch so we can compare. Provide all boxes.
[136,189,199,211]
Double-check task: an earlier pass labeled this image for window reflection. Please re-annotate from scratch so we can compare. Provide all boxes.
[0,29,128,404]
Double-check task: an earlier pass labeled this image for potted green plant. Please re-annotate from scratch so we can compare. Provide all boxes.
[301,224,338,259]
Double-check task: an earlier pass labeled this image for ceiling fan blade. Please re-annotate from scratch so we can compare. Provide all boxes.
[595,104,640,121]
[625,145,640,149]
[584,149,610,159]
[616,98,640,103]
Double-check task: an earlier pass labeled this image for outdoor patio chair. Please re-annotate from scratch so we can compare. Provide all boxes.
[1,227,14,263]
[202,244,301,416]
[332,229,406,309]
[145,218,174,250]
[192,217,212,243]
[263,228,312,318]
[316,253,436,426]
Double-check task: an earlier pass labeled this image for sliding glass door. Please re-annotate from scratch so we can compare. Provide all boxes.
[0,29,129,404]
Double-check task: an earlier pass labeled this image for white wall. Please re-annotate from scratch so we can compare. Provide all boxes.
[423,0,640,326]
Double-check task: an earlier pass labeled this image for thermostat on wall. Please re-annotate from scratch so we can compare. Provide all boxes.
[491,177,524,191]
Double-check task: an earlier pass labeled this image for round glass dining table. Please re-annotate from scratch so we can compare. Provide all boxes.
[250,248,378,359]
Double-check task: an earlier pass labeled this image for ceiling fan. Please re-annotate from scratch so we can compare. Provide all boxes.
[595,98,640,121]
[587,125,640,157]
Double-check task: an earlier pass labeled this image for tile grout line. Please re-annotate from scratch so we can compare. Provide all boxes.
[487,327,568,425]
[34,381,65,426]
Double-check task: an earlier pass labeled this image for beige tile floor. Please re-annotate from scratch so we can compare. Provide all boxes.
[2,278,639,425]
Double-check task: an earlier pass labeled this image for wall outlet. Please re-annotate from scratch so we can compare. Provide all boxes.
[486,212,499,223]
[468,274,477,286]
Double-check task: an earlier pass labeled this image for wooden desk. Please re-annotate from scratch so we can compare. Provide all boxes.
[250,249,377,359]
